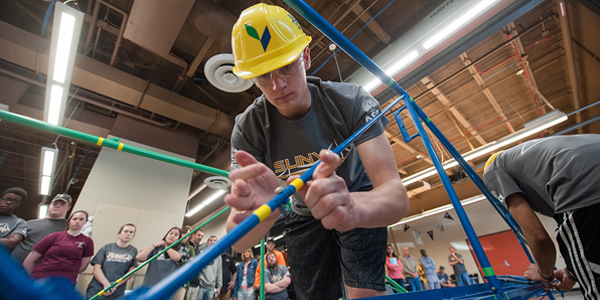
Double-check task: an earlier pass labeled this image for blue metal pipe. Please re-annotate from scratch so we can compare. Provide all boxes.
[129,97,401,300]
[284,0,504,294]
[412,104,535,263]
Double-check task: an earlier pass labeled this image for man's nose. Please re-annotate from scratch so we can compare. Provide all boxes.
[270,72,287,90]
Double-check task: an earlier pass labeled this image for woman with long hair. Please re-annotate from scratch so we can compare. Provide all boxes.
[233,248,258,300]
[85,223,138,299]
[386,244,405,293]
[136,227,182,299]
[23,210,94,284]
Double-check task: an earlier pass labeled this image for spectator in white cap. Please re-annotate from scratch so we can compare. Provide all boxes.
[11,193,72,263]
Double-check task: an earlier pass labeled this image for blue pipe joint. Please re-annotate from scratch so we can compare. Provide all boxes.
[393,108,419,143]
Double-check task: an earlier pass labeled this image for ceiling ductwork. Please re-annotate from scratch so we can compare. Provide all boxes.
[186,0,238,53]
[0,21,234,138]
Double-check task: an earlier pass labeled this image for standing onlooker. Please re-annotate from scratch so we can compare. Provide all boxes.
[437,266,456,288]
[23,210,94,284]
[197,235,222,300]
[187,229,205,300]
[233,248,258,300]
[0,187,28,250]
[175,226,193,300]
[137,227,182,300]
[85,223,138,299]
[11,194,71,263]
[419,249,440,290]
[448,246,472,286]
[399,247,421,291]
[219,250,237,300]
[254,237,286,290]
[259,252,291,300]
[385,244,404,293]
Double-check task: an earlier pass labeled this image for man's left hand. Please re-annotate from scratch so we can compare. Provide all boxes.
[228,281,235,290]
[524,264,552,282]
[295,150,358,232]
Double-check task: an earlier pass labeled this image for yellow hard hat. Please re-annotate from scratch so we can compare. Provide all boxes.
[484,151,505,172]
[231,3,312,79]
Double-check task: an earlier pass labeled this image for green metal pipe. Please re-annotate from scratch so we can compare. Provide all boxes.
[88,206,231,300]
[385,275,408,293]
[0,110,229,177]
[259,238,265,300]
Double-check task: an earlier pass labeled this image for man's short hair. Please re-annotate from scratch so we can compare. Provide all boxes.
[2,187,27,202]
[267,237,276,244]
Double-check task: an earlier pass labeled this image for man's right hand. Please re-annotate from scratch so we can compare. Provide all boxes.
[225,150,281,226]
[553,268,576,291]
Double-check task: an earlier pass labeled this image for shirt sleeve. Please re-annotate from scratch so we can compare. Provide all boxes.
[483,166,523,207]
[83,237,94,257]
[130,247,139,268]
[350,85,389,146]
[90,245,106,266]
[14,219,27,238]
[32,232,57,255]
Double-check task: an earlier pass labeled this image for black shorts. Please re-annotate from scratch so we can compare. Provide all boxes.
[555,202,600,300]
[285,211,387,300]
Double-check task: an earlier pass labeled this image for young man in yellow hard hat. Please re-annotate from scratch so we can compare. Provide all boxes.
[483,135,600,298]
[224,4,409,299]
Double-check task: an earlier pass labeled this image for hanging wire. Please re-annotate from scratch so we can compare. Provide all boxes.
[330,44,344,81]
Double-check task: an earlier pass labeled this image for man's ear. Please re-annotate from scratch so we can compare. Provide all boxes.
[303,47,311,70]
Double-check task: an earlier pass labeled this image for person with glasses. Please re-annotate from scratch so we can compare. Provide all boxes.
[225,4,409,299]
[0,187,28,251]
[11,193,72,264]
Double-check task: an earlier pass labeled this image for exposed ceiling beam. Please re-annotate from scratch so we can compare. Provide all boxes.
[350,2,392,44]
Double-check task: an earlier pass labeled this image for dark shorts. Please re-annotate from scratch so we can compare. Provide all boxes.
[555,202,600,300]
[285,211,387,300]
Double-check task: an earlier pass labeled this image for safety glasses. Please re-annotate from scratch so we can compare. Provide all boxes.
[253,56,304,86]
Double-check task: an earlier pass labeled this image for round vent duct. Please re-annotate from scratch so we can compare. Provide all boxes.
[204,176,232,190]
[204,54,253,93]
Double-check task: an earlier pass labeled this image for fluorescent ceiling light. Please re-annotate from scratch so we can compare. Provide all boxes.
[423,0,501,50]
[253,234,284,248]
[47,85,64,126]
[40,147,59,195]
[389,194,486,227]
[365,50,420,92]
[53,12,76,83]
[38,204,49,219]
[43,2,83,127]
[185,189,227,217]
[401,110,568,185]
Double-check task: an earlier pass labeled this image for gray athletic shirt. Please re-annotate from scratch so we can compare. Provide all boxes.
[264,264,290,300]
[483,134,600,217]
[11,218,67,264]
[0,214,27,238]
[230,77,389,216]
[86,243,139,300]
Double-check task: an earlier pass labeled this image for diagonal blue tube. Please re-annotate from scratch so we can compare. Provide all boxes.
[128,97,401,300]
[283,0,504,294]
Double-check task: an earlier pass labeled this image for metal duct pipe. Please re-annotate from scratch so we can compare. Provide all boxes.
[557,0,583,133]
[0,68,170,127]
[186,1,237,53]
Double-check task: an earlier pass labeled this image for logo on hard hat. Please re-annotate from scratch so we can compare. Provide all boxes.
[245,24,271,51]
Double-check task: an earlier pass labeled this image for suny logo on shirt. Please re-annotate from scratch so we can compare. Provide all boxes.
[106,252,133,263]
[273,141,353,180]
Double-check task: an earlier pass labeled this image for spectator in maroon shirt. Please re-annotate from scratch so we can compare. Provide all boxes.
[22,210,94,284]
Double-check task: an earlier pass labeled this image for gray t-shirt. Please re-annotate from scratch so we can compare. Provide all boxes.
[0,214,27,239]
[142,246,181,287]
[448,253,467,274]
[231,77,389,216]
[264,264,290,300]
[483,135,600,217]
[86,243,139,299]
[11,218,67,264]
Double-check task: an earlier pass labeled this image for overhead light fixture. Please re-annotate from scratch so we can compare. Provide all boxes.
[253,234,284,248]
[39,147,59,195]
[38,203,49,219]
[44,2,84,126]
[365,50,420,92]
[423,0,501,50]
[389,194,486,227]
[185,189,227,217]
[402,110,568,185]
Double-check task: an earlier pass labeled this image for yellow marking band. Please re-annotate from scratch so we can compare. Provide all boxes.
[290,178,304,191]
[98,290,105,296]
[96,137,105,146]
[118,143,124,151]
[116,278,123,284]
[253,205,272,222]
